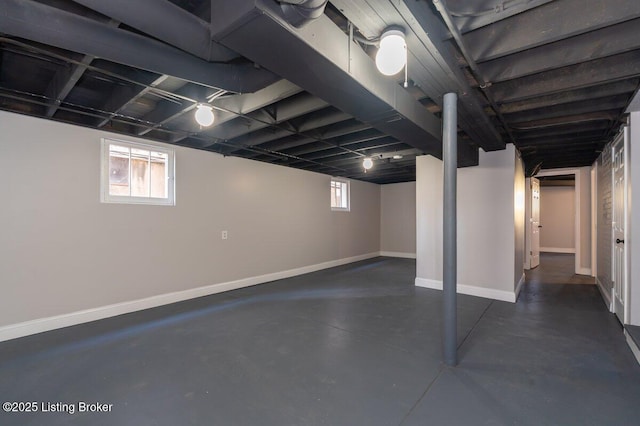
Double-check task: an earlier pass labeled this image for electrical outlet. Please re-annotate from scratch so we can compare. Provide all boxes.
[221,230,228,240]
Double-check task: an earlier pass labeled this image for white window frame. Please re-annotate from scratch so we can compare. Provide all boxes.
[100,138,175,206]
[331,178,350,212]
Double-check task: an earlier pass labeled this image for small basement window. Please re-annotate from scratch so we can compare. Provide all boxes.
[101,139,175,205]
[331,178,350,211]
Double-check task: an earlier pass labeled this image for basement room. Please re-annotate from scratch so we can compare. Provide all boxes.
[1,0,640,425]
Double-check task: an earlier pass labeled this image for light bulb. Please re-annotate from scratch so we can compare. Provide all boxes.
[375,29,406,76]
[195,104,214,127]
[363,157,373,170]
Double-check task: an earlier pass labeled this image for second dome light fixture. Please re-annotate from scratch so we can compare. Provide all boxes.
[195,104,215,127]
[375,27,407,76]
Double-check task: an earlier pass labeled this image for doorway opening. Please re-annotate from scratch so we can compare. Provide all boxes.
[525,168,593,278]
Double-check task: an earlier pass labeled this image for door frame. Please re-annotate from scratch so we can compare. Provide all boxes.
[525,178,532,269]
[534,168,584,275]
[524,177,541,270]
[591,165,597,278]
[612,127,630,324]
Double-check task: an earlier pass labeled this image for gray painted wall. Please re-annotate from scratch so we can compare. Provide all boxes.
[0,111,381,328]
[540,186,575,251]
[579,167,592,272]
[514,151,526,287]
[416,145,524,301]
[380,182,416,256]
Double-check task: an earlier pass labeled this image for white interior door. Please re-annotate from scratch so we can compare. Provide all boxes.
[612,128,628,323]
[530,177,541,269]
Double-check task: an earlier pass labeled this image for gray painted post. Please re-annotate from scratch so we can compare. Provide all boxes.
[443,92,458,366]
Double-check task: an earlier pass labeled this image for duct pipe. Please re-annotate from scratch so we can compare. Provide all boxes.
[443,92,458,367]
[278,0,329,28]
[70,0,236,62]
[210,0,448,160]
[0,0,278,93]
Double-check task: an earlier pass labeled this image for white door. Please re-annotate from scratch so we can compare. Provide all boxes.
[612,128,628,323]
[531,177,541,269]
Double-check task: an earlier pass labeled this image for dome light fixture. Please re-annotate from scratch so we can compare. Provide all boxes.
[375,28,407,76]
[363,157,374,171]
[195,104,215,127]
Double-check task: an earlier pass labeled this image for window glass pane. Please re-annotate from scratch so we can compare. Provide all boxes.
[344,183,348,208]
[131,148,150,197]
[109,144,130,196]
[102,139,174,205]
[150,151,168,198]
[331,180,341,208]
[331,180,349,210]
[331,184,337,208]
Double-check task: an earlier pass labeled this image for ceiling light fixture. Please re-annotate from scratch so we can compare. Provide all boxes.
[392,154,403,160]
[363,157,374,171]
[375,28,407,76]
[195,104,215,127]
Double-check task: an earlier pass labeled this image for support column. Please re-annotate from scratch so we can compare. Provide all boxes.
[443,92,458,366]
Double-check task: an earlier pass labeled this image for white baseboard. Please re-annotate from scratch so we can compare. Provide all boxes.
[515,273,526,301]
[577,267,592,276]
[624,331,640,366]
[0,252,380,343]
[540,247,576,254]
[596,277,613,312]
[379,251,416,259]
[414,277,517,303]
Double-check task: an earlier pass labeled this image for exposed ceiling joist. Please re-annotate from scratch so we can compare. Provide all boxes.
[0,0,278,93]
[504,94,631,124]
[497,80,640,115]
[300,144,414,164]
[466,0,640,62]
[211,0,475,163]
[70,0,237,62]
[44,55,94,118]
[511,111,620,130]
[43,17,119,118]
[286,136,399,159]
[513,122,610,138]
[448,0,555,34]
[480,18,640,83]
[97,75,170,128]
[170,80,301,142]
[258,122,377,154]
[491,50,640,103]
[214,94,331,150]
[1,0,636,184]
[332,0,504,152]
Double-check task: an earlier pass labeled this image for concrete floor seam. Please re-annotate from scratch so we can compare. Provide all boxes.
[457,300,495,354]
[398,365,446,426]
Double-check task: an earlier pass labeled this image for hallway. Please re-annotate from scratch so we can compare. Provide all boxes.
[1,257,639,425]
[526,253,595,285]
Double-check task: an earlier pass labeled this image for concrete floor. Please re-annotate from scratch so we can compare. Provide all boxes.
[628,325,640,347]
[1,255,639,425]
[526,252,596,285]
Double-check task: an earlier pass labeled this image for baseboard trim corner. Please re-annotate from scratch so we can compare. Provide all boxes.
[379,251,416,259]
[414,277,516,303]
[0,252,380,343]
[596,278,613,312]
[624,330,640,366]
[577,267,592,276]
[515,273,526,301]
